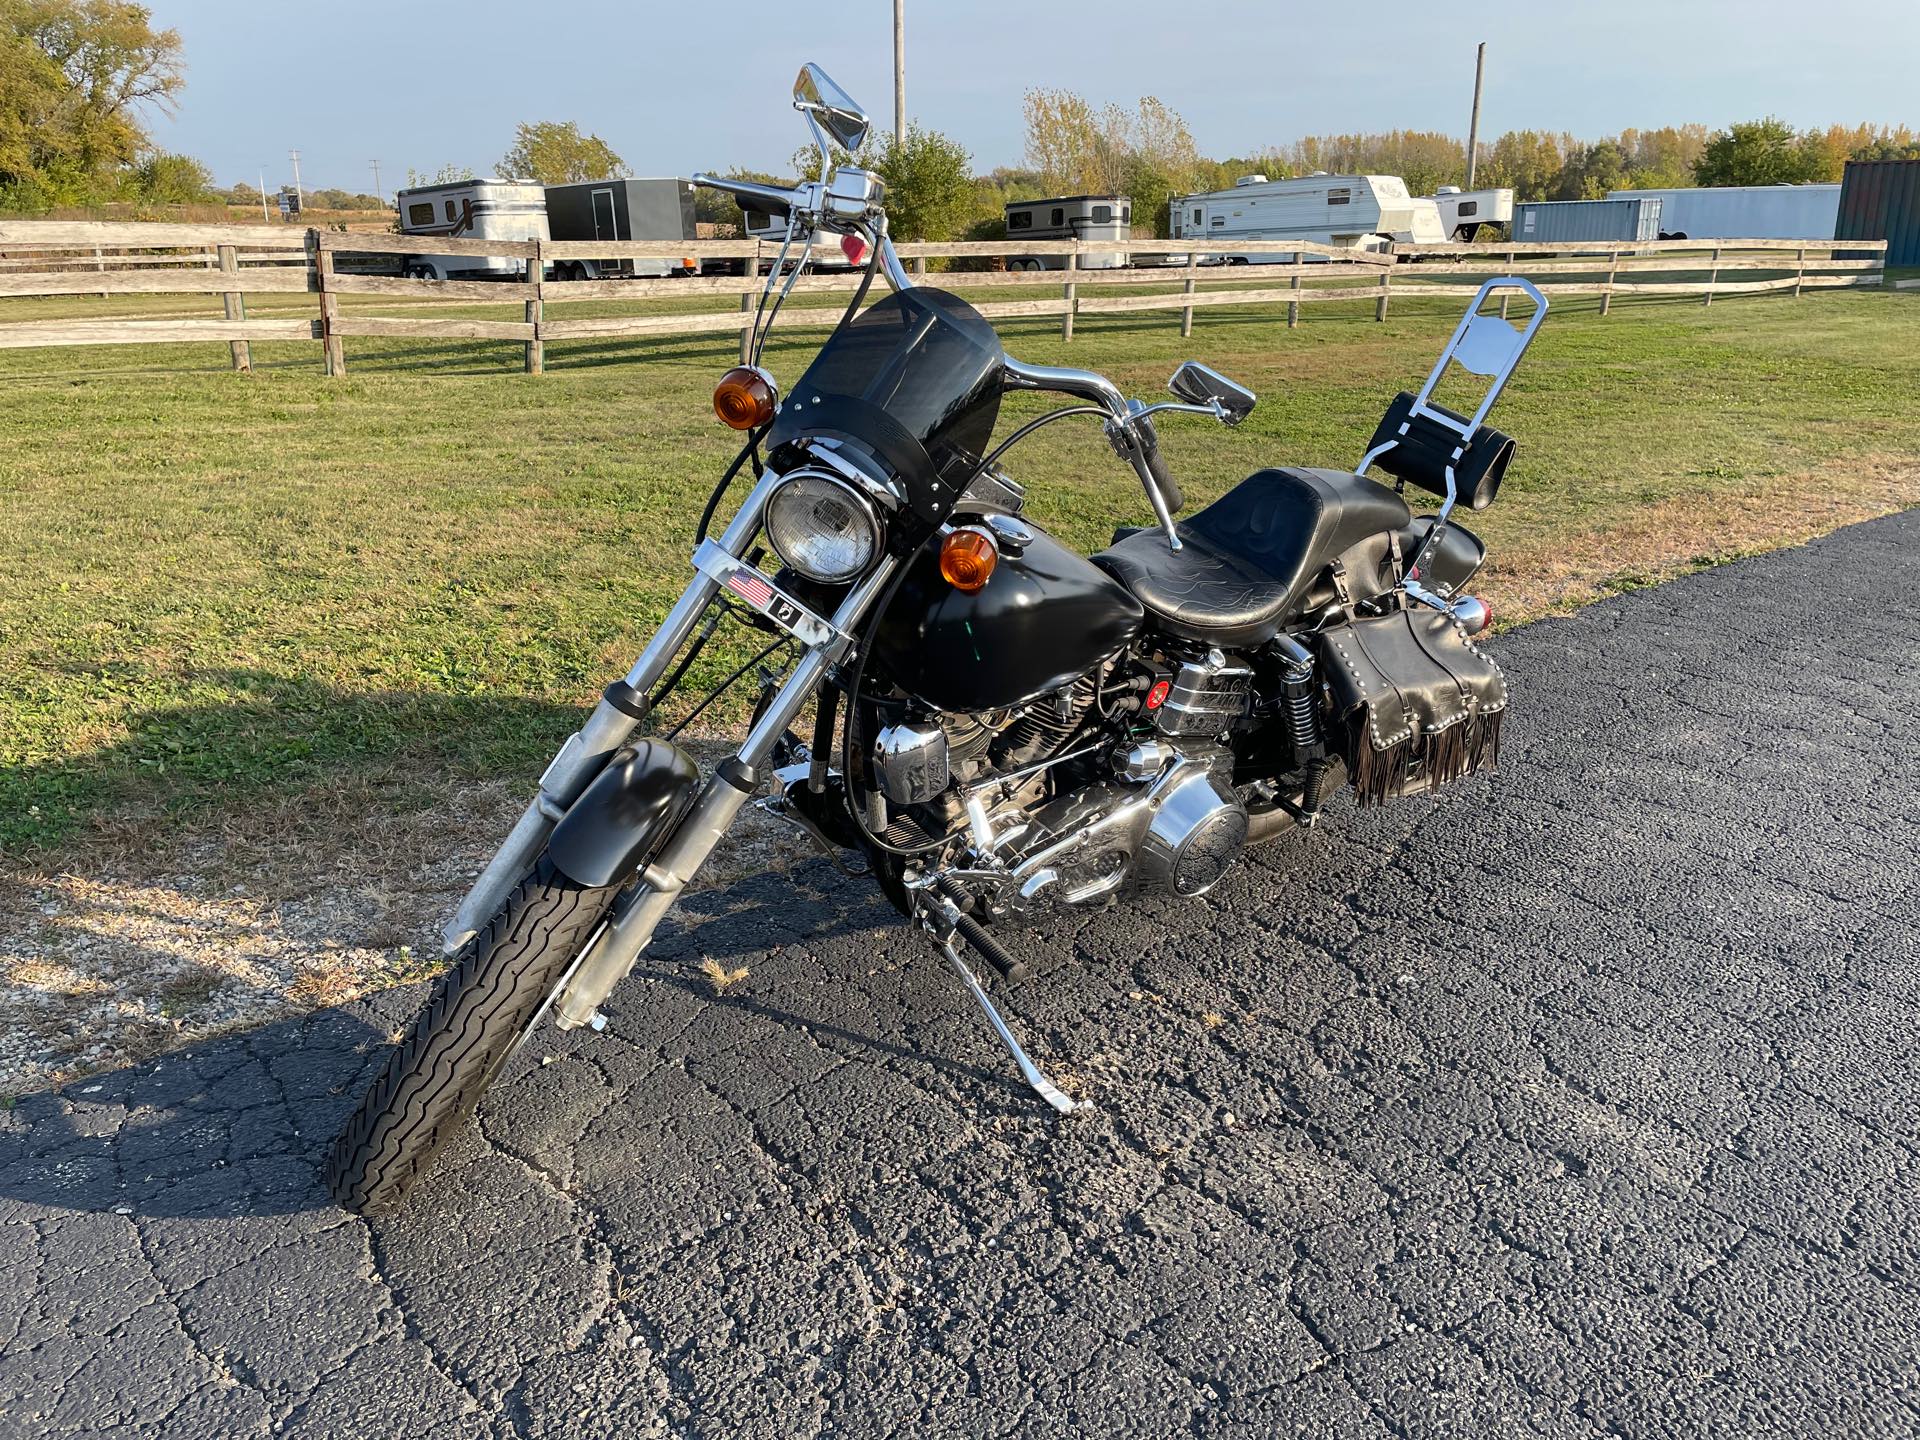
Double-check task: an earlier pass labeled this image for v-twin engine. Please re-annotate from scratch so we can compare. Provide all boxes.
[944,745,1250,914]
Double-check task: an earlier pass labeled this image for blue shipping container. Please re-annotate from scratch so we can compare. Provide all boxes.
[1512,197,1663,244]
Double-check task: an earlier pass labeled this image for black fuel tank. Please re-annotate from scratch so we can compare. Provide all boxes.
[873,520,1145,713]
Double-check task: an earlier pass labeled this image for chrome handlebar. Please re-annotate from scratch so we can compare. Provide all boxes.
[691,169,1188,549]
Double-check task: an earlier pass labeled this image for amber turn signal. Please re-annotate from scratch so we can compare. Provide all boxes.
[713,366,776,430]
[939,528,998,592]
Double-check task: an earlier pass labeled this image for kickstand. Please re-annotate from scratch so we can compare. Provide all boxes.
[934,936,1081,1114]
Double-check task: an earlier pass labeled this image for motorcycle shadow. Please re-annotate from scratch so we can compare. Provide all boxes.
[0,860,1013,1222]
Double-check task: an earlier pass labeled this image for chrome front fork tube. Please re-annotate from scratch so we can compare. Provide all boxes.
[442,472,781,955]
[550,556,899,1029]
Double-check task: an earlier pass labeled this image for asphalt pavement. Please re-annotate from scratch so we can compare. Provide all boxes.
[4,511,1917,1439]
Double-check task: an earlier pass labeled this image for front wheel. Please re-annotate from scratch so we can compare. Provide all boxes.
[326,856,616,1214]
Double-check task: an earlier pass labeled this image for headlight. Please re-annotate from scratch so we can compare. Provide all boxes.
[764,471,881,582]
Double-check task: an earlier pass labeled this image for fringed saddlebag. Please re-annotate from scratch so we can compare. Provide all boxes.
[1313,610,1507,806]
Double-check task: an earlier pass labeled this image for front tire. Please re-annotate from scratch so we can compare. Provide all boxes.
[326,856,616,1214]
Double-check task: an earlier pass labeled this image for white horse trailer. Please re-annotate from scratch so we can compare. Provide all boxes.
[1168,174,1447,262]
[1003,195,1131,271]
[1604,184,1841,241]
[744,208,860,271]
[1427,186,1515,241]
[395,179,550,280]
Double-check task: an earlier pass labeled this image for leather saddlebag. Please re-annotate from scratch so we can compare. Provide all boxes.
[1313,609,1507,806]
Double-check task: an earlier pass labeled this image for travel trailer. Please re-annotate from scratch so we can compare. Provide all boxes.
[1427,186,1515,241]
[394,179,550,280]
[544,178,702,279]
[1168,174,1449,262]
[1003,195,1131,270]
[1605,184,1840,241]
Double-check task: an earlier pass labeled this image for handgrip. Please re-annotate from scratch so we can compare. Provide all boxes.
[690,173,794,219]
[1134,417,1184,513]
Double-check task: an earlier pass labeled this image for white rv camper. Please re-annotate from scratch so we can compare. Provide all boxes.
[1167,173,1448,262]
[395,179,550,280]
[1003,195,1131,270]
[1427,186,1515,241]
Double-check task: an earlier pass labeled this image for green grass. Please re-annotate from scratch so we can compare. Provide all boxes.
[1,284,1915,851]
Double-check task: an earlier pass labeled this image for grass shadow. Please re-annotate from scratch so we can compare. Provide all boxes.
[2,668,588,853]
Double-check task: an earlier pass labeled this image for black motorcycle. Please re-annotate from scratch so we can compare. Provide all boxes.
[328,63,1546,1213]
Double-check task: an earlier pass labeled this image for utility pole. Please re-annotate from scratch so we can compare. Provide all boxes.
[370,159,383,202]
[289,148,304,203]
[258,169,270,222]
[1465,42,1486,187]
[892,0,905,144]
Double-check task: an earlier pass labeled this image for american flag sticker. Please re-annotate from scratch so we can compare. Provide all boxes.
[726,571,774,609]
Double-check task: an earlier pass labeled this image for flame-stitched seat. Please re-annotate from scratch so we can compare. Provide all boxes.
[1091,467,1410,646]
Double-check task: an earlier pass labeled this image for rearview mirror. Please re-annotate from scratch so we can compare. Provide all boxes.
[793,64,871,153]
[1169,362,1256,426]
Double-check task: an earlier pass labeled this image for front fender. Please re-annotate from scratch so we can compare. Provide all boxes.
[547,739,701,888]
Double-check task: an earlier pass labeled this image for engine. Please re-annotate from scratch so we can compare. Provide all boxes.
[865,648,1256,916]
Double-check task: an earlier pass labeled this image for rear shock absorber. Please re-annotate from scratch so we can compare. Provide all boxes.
[1271,634,1333,817]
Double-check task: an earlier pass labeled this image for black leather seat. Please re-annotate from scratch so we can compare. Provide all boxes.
[1091,467,1411,646]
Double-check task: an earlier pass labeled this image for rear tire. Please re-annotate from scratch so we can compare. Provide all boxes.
[325,856,616,1214]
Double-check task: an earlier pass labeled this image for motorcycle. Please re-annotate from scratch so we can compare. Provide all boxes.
[327,63,1547,1213]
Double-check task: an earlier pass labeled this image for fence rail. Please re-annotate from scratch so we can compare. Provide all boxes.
[0,221,1889,375]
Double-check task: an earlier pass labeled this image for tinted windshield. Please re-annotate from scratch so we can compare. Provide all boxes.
[770,288,1004,497]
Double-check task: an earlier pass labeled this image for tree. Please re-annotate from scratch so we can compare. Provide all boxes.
[1853,136,1920,162]
[1022,87,1103,194]
[872,122,974,242]
[1479,131,1566,200]
[1693,118,1826,186]
[2,0,192,208]
[405,163,474,188]
[498,121,627,185]
[129,150,209,202]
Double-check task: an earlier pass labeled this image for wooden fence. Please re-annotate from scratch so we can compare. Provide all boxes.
[0,220,1889,376]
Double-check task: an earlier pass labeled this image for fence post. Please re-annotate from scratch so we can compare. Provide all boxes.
[311,230,345,377]
[1600,246,1619,316]
[1500,248,1515,319]
[738,244,756,364]
[1704,245,1721,307]
[1375,265,1391,322]
[1289,269,1301,329]
[217,243,251,374]
[1180,253,1196,339]
[1060,248,1079,341]
[1794,245,1806,299]
[524,240,544,375]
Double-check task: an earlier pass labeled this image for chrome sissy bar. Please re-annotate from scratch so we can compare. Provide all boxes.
[1355,275,1549,588]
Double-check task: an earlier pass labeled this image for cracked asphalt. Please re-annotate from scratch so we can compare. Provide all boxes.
[4,511,1918,1439]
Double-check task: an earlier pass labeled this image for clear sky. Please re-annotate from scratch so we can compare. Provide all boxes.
[151,0,1920,193]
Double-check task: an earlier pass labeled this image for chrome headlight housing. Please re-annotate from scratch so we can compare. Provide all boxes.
[764,470,882,582]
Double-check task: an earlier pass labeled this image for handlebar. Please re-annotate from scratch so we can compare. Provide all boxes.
[691,173,794,219]
[692,170,1188,548]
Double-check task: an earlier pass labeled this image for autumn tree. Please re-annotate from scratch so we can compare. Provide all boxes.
[498,121,628,185]
[1,0,196,209]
